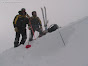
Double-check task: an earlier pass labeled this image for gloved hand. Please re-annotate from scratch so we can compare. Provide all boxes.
[26,14,30,18]
[15,27,18,32]
[28,26,31,30]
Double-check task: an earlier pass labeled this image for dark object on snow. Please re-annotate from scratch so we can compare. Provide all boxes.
[48,24,59,33]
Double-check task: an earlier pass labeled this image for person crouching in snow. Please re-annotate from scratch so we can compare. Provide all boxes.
[29,11,43,41]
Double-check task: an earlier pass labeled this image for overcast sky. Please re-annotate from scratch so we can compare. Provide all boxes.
[0,0,88,53]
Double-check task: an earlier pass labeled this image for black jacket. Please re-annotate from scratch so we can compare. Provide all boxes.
[13,11,29,29]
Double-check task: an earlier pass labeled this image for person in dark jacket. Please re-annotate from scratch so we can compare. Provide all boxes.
[29,11,43,41]
[13,8,29,48]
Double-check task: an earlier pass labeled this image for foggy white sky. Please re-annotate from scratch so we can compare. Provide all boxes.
[0,0,88,53]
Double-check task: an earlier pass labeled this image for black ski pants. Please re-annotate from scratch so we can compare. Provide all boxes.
[14,29,27,47]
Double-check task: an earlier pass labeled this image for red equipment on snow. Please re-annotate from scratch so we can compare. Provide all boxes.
[26,45,31,48]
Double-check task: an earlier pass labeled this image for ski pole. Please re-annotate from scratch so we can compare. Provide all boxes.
[58,29,65,46]
[29,19,36,40]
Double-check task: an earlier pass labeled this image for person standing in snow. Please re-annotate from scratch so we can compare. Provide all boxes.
[29,11,43,41]
[13,8,30,48]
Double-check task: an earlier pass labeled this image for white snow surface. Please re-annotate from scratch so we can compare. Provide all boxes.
[0,17,88,66]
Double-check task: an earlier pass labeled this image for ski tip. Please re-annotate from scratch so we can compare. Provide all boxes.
[25,45,31,49]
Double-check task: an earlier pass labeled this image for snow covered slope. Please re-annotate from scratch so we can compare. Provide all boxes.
[0,17,88,66]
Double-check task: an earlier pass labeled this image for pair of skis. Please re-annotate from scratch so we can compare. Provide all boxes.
[41,6,48,32]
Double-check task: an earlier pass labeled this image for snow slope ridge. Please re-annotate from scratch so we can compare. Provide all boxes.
[0,17,88,66]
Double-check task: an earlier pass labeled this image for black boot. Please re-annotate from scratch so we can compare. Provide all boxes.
[14,42,19,48]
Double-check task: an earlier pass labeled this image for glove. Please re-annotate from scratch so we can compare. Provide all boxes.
[15,27,18,32]
[28,26,31,30]
[26,13,30,18]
